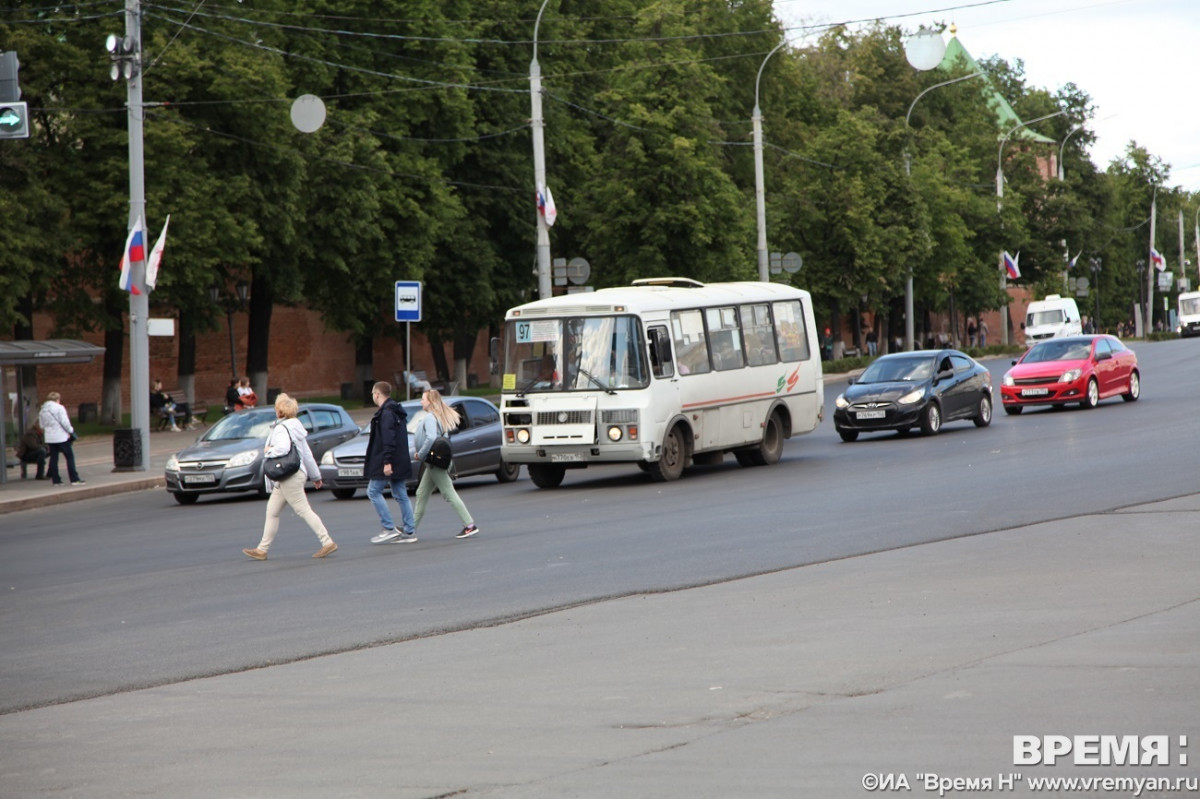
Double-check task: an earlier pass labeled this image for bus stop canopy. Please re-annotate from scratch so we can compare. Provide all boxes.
[1,339,105,484]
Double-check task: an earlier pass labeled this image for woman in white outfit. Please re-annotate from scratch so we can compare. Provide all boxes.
[38,391,84,486]
[242,393,337,560]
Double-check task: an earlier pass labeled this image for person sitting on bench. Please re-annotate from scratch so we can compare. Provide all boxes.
[151,379,182,432]
[16,421,47,479]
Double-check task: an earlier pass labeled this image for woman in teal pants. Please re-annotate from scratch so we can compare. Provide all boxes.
[412,389,479,539]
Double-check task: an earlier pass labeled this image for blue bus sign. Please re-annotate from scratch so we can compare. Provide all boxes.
[395,281,421,322]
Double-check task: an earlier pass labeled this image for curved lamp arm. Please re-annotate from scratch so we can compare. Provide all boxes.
[905,71,983,127]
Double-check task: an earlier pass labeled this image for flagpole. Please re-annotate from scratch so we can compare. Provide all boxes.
[1146,187,1157,336]
[123,0,150,470]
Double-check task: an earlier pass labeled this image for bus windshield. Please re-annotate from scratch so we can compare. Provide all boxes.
[505,315,649,393]
[1181,296,1200,316]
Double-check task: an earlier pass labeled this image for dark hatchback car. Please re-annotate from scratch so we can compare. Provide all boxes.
[165,403,359,504]
[833,349,993,441]
[319,395,520,499]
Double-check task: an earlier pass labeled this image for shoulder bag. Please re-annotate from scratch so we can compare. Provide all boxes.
[423,421,453,470]
[263,423,302,481]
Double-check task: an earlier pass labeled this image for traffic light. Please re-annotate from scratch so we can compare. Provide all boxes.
[0,51,27,140]
[0,101,29,139]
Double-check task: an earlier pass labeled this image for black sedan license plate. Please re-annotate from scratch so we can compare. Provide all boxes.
[856,410,886,420]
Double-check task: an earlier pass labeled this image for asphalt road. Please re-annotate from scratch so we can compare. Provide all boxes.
[1,338,1196,715]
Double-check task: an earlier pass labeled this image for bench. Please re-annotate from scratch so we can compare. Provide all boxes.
[155,389,211,431]
[396,371,459,397]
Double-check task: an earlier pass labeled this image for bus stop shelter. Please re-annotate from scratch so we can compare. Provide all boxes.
[1,340,105,485]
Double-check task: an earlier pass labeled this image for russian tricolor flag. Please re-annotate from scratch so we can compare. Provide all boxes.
[1003,250,1020,280]
[1151,247,1166,271]
[1067,251,1080,270]
[537,184,557,227]
[118,216,145,295]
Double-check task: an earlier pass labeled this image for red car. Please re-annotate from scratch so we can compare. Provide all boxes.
[1001,335,1140,414]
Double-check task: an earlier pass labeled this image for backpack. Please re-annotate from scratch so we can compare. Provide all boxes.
[423,420,453,470]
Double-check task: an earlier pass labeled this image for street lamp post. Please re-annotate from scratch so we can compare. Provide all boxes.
[995,109,1068,345]
[1057,121,1086,180]
[530,0,555,300]
[902,70,983,351]
[752,38,789,283]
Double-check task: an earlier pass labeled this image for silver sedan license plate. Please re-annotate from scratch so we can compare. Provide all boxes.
[338,467,363,478]
[856,410,886,420]
[183,473,216,485]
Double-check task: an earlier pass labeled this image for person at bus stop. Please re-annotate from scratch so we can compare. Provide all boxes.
[411,389,478,540]
[242,393,337,561]
[224,379,240,414]
[16,421,47,480]
[821,327,833,361]
[151,379,181,432]
[38,391,84,486]
[236,376,258,410]
[365,381,418,545]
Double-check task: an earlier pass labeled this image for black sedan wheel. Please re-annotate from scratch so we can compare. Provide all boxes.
[973,395,993,427]
[920,402,942,435]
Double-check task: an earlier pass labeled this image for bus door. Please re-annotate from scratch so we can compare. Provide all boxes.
[646,324,679,433]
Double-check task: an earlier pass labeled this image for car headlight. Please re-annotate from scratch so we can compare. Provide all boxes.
[898,388,925,405]
[321,449,334,466]
[228,449,260,468]
[834,393,849,409]
[1002,373,1014,386]
[1059,369,1082,383]
[166,454,178,471]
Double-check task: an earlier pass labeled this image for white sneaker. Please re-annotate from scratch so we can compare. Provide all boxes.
[371,529,401,544]
[170,424,181,432]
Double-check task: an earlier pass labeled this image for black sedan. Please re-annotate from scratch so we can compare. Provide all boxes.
[318,395,520,499]
[165,403,360,504]
[833,349,993,441]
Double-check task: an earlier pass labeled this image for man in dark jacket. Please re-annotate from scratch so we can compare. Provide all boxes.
[365,381,418,544]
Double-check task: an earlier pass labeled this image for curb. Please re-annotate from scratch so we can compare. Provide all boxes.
[0,476,165,515]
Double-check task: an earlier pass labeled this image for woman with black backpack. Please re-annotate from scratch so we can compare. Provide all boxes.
[412,389,478,539]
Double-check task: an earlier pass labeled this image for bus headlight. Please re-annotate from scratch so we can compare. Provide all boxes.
[516,428,531,444]
[607,426,623,442]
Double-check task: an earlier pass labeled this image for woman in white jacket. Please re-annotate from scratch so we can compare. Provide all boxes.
[242,393,337,561]
[38,391,84,486]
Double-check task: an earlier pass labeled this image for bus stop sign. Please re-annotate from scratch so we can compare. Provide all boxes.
[395,281,421,322]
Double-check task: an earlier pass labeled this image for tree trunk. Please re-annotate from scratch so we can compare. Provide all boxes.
[101,323,123,427]
[178,311,196,407]
[246,276,272,400]
[355,335,373,404]
[428,332,448,383]
[453,333,476,392]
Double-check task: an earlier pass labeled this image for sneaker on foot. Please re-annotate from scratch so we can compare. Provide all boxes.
[386,531,418,544]
[243,548,267,560]
[371,528,401,544]
[456,524,479,539]
[170,425,181,432]
[71,480,86,486]
[313,542,338,558]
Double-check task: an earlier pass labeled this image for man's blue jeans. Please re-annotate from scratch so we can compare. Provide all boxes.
[367,478,415,534]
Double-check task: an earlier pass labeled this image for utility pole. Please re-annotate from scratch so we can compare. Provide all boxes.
[1146,189,1157,336]
[530,0,553,300]
[111,0,150,469]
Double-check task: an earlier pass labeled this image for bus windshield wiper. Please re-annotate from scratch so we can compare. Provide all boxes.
[516,371,553,397]
[578,367,617,395]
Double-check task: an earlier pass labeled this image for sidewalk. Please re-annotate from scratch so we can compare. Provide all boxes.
[0,405,377,516]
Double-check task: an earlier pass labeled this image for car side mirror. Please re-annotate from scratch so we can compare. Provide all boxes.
[1095,350,1112,361]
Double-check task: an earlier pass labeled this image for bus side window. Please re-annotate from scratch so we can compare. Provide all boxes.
[671,310,711,375]
[741,303,777,366]
[773,300,811,362]
[706,306,745,371]
[647,326,674,379]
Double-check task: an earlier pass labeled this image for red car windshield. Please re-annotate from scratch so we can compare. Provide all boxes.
[1024,340,1092,363]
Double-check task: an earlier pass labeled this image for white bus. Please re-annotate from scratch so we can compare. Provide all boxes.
[1178,291,1200,337]
[499,278,825,488]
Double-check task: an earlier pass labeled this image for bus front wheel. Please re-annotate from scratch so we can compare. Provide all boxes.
[647,426,686,482]
[528,463,566,488]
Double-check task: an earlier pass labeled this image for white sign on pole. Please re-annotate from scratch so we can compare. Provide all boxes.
[395,281,421,322]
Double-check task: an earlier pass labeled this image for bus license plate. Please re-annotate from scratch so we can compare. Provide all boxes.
[551,453,583,463]
[338,467,363,478]
[856,410,886,420]
[1021,388,1050,397]
[183,473,216,485]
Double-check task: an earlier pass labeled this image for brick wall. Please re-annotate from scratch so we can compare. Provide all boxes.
[10,307,495,412]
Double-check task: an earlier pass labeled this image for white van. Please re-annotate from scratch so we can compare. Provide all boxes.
[1178,291,1200,337]
[1023,295,1082,347]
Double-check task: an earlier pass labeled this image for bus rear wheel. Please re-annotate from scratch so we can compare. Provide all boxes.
[648,426,686,482]
[744,411,784,466]
[528,463,566,488]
